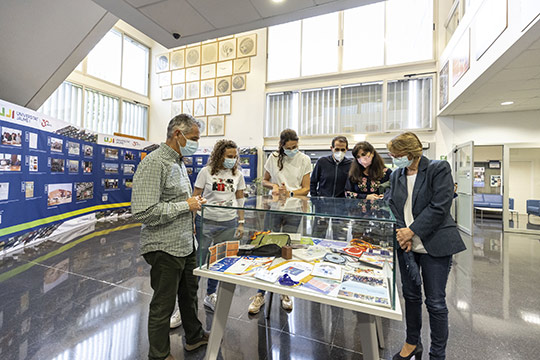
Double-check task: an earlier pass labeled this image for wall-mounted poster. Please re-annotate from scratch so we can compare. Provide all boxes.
[83,144,93,157]
[104,148,119,160]
[219,39,236,61]
[473,167,485,187]
[158,72,171,87]
[217,61,233,77]
[206,97,218,116]
[452,30,470,86]
[155,53,169,73]
[183,100,194,115]
[201,64,216,80]
[473,0,507,60]
[490,175,501,187]
[50,137,63,153]
[439,61,449,110]
[216,77,231,96]
[186,66,200,82]
[76,182,94,201]
[68,141,80,156]
[50,158,64,173]
[202,42,218,64]
[68,160,79,173]
[47,183,72,206]
[173,84,185,101]
[194,99,205,117]
[186,82,200,99]
[83,161,92,173]
[161,86,172,101]
[171,49,185,70]
[233,58,250,74]
[237,33,257,58]
[232,74,246,91]
[195,117,208,137]
[1,126,22,146]
[218,96,231,115]
[172,101,182,117]
[208,115,225,136]
[172,69,186,84]
[0,153,21,171]
[186,46,201,67]
[201,79,215,98]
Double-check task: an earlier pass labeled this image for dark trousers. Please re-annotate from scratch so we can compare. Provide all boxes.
[195,215,237,294]
[143,250,204,360]
[397,249,452,360]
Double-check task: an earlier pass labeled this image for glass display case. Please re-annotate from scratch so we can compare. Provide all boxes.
[197,195,397,310]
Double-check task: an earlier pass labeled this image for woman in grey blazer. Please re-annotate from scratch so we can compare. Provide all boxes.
[387,132,466,360]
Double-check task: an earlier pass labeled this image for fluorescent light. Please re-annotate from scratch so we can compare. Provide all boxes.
[521,311,540,325]
[272,0,285,3]
[457,300,469,311]
[353,134,366,142]
[501,101,514,106]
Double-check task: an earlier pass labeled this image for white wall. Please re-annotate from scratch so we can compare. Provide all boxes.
[509,148,540,213]
[148,29,266,147]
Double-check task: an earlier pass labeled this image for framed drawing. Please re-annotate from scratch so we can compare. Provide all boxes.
[216,77,231,95]
[158,72,171,87]
[232,74,246,91]
[201,64,216,80]
[237,33,257,58]
[439,61,449,110]
[233,58,250,74]
[194,98,206,117]
[219,39,236,61]
[218,95,231,115]
[182,99,194,115]
[217,61,233,77]
[171,49,185,69]
[473,0,507,60]
[202,42,218,64]
[201,79,215,97]
[161,86,172,100]
[172,69,185,84]
[208,115,225,136]
[186,81,200,99]
[186,66,200,82]
[195,117,208,137]
[171,101,182,117]
[206,97,218,116]
[185,46,201,67]
[155,53,169,73]
[452,29,470,86]
[173,84,185,101]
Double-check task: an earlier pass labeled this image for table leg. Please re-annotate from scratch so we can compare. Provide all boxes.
[205,282,236,360]
[357,313,379,360]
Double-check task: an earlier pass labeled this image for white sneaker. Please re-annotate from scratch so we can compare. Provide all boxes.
[280,295,293,311]
[170,309,182,329]
[248,293,265,314]
[203,293,217,312]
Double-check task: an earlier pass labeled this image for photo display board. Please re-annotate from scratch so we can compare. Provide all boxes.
[0,99,154,249]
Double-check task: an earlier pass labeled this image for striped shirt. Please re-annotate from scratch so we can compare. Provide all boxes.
[131,143,195,257]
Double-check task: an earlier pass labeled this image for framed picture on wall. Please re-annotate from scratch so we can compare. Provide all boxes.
[172,101,182,117]
[237,33,257,58]
[218,39,236,61]
[439,61,449,110]
[186,81,200,99]
[201,63,216,80]
[186,66,201,82]
[217,61,233,77]
[216,77,231,95]
[195,117,208,137]
[171,49,185,69]
[155,53,169,73]
[206,97,218,116]
[158,72,171,87]
[202,42,218,64]
[185,46,201,67]
[182,100,194,115]
[208,115,226,136]
[490,175,501,187]
[194,98,206,117]
[172,69,186,84]
[452,29,470,86]
[201,79,215,97]
[233,58,250,74]
[172,84,185,101]
[218,95,231,115]
[488,160,501,169]
[232,74,246,91]
[161,85,172,100]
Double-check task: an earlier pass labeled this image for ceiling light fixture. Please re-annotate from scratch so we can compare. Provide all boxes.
[501,101,514,106]
[271,0,286,3]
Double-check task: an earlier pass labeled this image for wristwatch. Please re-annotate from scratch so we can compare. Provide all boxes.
[290,191,294,197]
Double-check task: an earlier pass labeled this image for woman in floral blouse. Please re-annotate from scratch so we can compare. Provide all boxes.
[345,141,392,199]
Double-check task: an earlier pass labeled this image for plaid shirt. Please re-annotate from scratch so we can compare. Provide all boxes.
[132,143,195,257]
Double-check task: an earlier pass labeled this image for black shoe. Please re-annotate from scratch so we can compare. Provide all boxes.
[185,331,209,352]
[392,343,423,360]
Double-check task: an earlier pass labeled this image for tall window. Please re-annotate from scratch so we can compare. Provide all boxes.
[267,0,434,81]
[265,92,299,137]
[387,77,433,131]
[84,88,120,135]
[85,29,149,96]
[300,87,338,136]
[340,82,383,133]
[38,82,83,127]
[122,101,148,138]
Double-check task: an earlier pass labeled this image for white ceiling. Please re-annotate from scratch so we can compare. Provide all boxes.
[90,0,382,48]
[441,24,540,116]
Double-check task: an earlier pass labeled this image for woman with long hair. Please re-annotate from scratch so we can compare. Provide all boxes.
[192,139,246,311]
[248,128,311,315]
[387,132,465,360]
[346,141,392,200]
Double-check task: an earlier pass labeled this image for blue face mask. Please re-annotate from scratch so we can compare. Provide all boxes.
[393,155,412,169]
[223,158,237,169]
[178,132,198,156]
[284,148,299,157]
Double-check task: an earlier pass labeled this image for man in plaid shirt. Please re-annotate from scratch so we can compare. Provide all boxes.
[132,114,208,359]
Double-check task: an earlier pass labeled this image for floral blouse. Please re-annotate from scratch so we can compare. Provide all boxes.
[345,167,392,199]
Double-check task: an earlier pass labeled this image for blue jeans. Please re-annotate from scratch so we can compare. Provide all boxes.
[196,215,237,295]
[397,249,452,360]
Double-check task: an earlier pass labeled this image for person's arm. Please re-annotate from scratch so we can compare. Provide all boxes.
[310,160,321,196]
[131,159,197,226]
[408,161,454,239]
[291,173,310,196]
[262,170,280,195]
[192,187,203,197]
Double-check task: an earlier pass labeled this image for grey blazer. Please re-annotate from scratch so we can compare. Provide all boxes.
[388,156,466,257]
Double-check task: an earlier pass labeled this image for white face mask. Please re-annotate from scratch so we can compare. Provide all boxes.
[177,132,199,156]
[333,151,345,162]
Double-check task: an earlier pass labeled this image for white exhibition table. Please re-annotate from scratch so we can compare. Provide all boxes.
[194,267,402,360]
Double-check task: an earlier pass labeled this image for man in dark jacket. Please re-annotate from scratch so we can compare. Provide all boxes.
[310,136,352,240]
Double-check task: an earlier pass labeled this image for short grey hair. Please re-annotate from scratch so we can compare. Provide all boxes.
[166,114,199,139]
